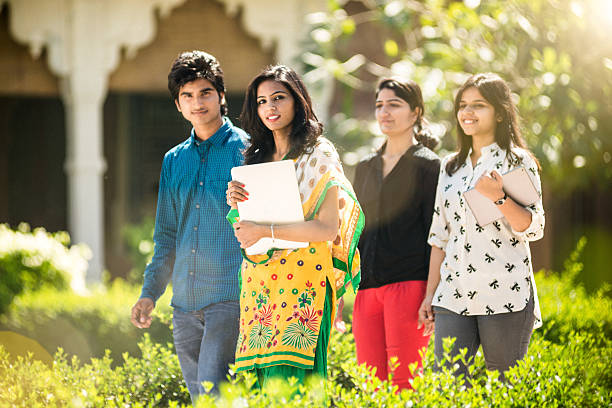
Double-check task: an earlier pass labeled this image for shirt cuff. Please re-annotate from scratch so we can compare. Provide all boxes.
[510,205,545,242]
[140,286,161,304]
[428,233,448,251]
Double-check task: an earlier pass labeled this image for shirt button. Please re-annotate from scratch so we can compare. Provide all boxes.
[196,204,200,209]
[189,271,194,276]
[199,181,203,186]
[194,226,198,231]
[191,249,196,253]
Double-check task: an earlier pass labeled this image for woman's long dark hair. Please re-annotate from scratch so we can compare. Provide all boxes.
[376,78,439,150]
[241,65,323,164]
[446,73,540,175]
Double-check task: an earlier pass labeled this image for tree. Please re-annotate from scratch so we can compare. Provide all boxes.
[303,0,612,191]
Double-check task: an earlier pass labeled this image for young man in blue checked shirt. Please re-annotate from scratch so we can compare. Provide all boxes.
[130,51,247,403]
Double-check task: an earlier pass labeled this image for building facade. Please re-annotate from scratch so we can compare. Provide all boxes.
[0,0,325,282]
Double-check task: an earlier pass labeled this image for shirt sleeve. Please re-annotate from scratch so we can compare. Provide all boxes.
[140,153,177,303]
[421,157,441,245]
[510,153,545,242]
[352,160,366,197]
[427,160,450,250]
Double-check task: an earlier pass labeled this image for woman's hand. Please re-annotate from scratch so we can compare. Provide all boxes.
[334,297,346,333]
[233,221,268,248]
[474,170,504,202]
[226,180,249,209]
[417,295,435,336]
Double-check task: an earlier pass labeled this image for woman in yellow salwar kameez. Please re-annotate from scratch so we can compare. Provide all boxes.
[226,65,364,389]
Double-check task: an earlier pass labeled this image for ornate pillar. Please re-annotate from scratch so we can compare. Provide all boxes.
[5,0,186,283]
[61,75,107,283]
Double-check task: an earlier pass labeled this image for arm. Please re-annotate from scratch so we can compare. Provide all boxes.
[426,163,450,250]
[495,193,532,232]
[474,170,532,231]
[417,245,445,336]
[421,159,441,240]
[509,156,545,241]
[232,186,340,248]
[132,155,177,328]
[474,164,544,236]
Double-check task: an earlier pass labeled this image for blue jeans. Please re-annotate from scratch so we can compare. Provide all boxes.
[172,300,239,403]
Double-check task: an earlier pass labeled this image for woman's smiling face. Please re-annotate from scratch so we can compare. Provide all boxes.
[256,80,296,133]
[457,86,498,140]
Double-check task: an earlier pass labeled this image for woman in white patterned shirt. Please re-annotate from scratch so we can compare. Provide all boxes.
[417,73,545,381]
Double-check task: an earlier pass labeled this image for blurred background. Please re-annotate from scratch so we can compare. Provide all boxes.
[1,0,610,293]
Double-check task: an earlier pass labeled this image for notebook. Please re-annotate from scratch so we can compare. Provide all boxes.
[463,167,540,226]
[231,160,309,255]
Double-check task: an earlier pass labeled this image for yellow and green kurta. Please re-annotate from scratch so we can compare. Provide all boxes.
[228,138,364,373]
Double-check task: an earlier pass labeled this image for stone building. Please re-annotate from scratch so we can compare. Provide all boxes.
[0,0,325,283]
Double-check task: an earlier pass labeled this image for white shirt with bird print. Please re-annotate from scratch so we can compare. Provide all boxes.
[428,142,544,328]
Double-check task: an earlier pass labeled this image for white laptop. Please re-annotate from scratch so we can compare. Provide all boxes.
[463,167,540,226]
[231,160,309,255]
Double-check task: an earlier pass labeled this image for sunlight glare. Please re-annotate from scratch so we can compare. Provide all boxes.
[570,2,584,17]
[590,0,612,26]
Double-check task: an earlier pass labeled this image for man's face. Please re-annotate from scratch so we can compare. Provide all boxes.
[175,78,224,130]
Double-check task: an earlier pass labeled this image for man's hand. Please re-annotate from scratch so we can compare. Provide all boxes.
[131,297,155,328]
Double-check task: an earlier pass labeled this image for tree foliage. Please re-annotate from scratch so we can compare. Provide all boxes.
[303,0,612,190]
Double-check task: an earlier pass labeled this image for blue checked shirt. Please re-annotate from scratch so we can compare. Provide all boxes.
[140,118,248,312]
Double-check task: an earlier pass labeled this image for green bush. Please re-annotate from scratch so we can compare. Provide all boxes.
[1,241,610,406]
[0,223,89,315]
[0,334,190,407]
[122,216,155,284]
[2,329,608,407]
[537,238,612,344]
[0,279,173,364]
[193,332,611,408]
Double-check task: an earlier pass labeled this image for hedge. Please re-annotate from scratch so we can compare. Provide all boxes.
[0,239,610,406]
[0,279,173,364]
[0,224,88,315]
[1,319,609,407]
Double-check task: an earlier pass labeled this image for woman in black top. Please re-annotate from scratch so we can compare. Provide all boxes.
[352,78,440,390]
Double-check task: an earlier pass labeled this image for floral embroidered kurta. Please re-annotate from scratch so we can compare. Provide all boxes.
[231,138,364,371]
[428,143,544,328]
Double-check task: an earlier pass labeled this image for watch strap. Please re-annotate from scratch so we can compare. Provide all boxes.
[494,193,508,206]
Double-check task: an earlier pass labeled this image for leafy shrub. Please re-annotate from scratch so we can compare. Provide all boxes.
[0,223,89,315]
[1,241,610,406]
[0,279,173,364]
[0,334,190,407]
[2,329,609,407]
[122,216,155,284]
[537,237,612,344]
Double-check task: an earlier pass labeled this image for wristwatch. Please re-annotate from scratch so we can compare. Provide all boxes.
[494,193,508,206]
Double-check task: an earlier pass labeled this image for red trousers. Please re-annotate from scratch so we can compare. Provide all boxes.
[352,280,430,390]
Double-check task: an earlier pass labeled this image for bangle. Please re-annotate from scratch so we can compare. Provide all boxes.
[270,224,275,241]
